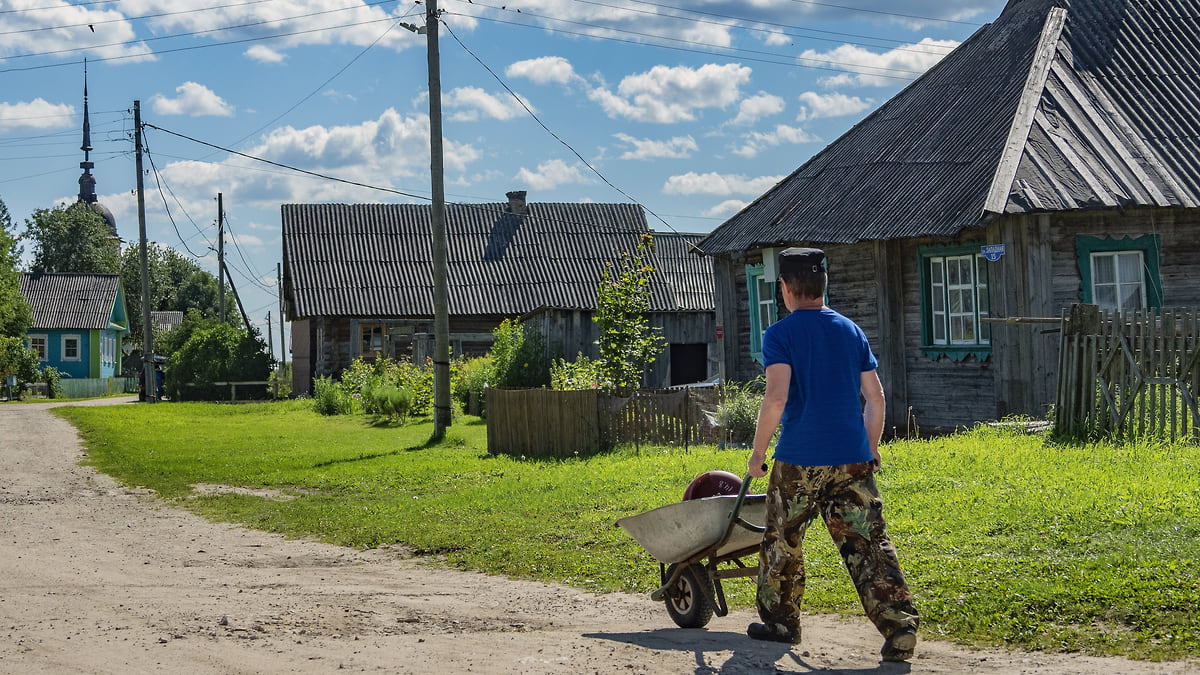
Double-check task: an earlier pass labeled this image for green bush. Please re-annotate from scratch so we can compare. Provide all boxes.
[452,355,492,415]
[550,353,605,391]
[165,323,274,401]
[336,357,434,420]
[312,375,353,415]
[367,383,414,422]
[40,365,64,399]
[717,377,765,444]
[0,336,38,397]
[489,318,549,389]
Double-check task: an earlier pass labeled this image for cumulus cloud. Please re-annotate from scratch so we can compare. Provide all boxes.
[703,199,748,218]
[444,86,531,122]
[796,91,873,121]
[0,99,74,132]
[0,0,151,62]
[663,172,785,197]
[588,63,751,123]
[729,92,785,126]
[732,124,817,159]
[514,159,588,190]
[802,39,959,88]
[245,45,285,63]
[506,56,585,86]
[612,133,697,160]
[150,82,235,117]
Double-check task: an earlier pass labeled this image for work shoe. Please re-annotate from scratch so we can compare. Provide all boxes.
[746,622,801,645]
[881,627,917,662]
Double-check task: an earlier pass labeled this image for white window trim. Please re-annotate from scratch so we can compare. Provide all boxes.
[28,334,48,362]
[61,334,82,362]
[745,264,776,364]
[1089,250,1147,312]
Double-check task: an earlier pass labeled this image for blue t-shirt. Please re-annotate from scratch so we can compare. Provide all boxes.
[762,307,878,467]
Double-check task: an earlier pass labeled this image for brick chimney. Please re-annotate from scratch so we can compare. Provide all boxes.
[506,190,528,214]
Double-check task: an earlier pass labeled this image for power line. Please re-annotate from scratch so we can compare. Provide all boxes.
[143,141,213,259]
[0,0,285,37]
[785,0,982,26]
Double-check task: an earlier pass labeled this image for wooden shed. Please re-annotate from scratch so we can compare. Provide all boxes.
[698,0,1200,432]
[282,193,715,395]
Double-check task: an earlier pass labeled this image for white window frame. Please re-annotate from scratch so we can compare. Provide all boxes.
[28,334,48,361]
[745,264,777,364]
[927,253,990,347]
[61,334,82,362]
[1089,250,1146,312]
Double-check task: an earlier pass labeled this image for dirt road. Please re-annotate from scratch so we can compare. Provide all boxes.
[1,398,1195,673]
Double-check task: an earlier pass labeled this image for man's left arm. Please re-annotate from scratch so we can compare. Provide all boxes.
[861,369,885,469]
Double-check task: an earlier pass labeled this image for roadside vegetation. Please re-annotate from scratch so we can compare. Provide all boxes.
[57,401,1200,661]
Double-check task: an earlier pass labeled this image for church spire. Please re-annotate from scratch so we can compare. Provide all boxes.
[78,59,97,205]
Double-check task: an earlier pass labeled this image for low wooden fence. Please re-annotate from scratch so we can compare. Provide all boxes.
[1056,305,1200,441]
[487,386,721,457]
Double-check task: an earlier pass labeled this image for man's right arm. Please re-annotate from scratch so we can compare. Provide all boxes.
[861,369,886,468]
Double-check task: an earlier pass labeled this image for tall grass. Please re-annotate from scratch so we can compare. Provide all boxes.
[57,402,1200,660]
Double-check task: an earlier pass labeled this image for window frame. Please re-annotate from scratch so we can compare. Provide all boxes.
[359,323,385,359]
[745,264,777,365]
[28,334,48,362]
[1075,235,1162,310]
[61,334,82,362]
[918,244,992,361]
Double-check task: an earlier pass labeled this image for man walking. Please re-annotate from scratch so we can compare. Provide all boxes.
[746,247,919,662]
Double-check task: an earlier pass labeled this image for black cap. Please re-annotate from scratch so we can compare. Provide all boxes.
[778,247,826,277]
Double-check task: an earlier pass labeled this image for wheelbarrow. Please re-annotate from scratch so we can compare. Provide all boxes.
[616,473,766,628]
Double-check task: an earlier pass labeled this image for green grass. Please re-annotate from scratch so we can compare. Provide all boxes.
[57,401,1200,661]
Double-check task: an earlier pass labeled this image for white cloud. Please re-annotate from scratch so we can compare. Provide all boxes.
[506,56,584,86]
[514,159,588,190]
[444,86,530,122]
[0,99,74,132]
[588,63,751,123]
[0,0,151,62]
[796,92,873,121]
[245,45,285,63]
[703,200,748,218]
[733,124,817,159]
[730,92,785,126]
[762,30,790,47]
[801,38,959,88]
[613,133,697,160]
[228,230,265,248]
[150,82,235,117]
[662,172,785,197]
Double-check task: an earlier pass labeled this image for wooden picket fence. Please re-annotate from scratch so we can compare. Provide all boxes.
[1056,305,1200,442]
[486,386,721,457]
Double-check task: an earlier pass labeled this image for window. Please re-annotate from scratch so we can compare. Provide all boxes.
[28,335,48,361]
[360,324,384,358]
[745,264,777,364]
[1076,235,1161,311]
[919,245,990,360]
[62,334,81,362]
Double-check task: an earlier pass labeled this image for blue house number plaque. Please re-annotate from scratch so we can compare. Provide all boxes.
[981,244,1006,262]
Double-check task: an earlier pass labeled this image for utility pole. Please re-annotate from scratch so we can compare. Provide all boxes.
[277,262,286,371]
[133,100,156,403]
[217,193,226,324]
[266,312,274,363]
[426,0,452,438]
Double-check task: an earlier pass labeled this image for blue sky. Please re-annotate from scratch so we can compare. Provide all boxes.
[0,0,1008,360]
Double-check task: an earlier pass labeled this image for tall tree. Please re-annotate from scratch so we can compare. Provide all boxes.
[119,244,233,345]
[25,202,120,275]
[0,196,32,338]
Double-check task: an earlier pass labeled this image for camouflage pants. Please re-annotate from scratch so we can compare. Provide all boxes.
[756,460,919,639]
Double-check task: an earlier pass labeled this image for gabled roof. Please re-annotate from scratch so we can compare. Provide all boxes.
[282,202,713,319]
[699,0,1200,255]
[20,273,125,331]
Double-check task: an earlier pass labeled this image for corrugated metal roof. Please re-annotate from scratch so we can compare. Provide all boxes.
[652,233,716,312]
[282,202,713,319]
[20,273,123,331]
[699,0,1200,256]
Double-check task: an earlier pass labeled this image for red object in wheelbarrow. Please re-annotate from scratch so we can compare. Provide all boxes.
[616,472,765,628]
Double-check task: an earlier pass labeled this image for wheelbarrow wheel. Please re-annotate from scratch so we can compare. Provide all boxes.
[663,563,715,629]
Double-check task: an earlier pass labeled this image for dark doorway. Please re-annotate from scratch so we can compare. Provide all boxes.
[669,343,708,385]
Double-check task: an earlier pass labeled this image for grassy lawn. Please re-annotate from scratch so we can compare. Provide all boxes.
[57,400,1200,661]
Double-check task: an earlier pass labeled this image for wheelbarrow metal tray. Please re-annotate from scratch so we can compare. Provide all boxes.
[616,494,767,564]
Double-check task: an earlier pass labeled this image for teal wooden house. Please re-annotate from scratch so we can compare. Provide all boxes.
[20,273,129,382]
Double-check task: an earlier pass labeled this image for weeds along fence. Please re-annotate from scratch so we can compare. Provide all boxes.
[1056,304,1200,442]
[487,387,721,457]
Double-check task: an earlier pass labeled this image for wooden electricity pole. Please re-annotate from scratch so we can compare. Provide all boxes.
[133,100,156,402]
[426,0,452,439]
[217,192,226,324]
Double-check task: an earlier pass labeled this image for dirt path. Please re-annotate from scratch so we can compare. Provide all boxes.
[0,399,1195,674]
